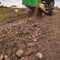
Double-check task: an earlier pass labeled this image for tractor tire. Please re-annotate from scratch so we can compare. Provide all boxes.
[26,6,36,17]
[37,8,44,17]
[48,1,54,16]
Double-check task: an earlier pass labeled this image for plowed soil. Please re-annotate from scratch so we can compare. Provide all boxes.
[0,9,60,60]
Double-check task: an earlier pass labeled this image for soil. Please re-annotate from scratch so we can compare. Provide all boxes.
[0,9,60,60]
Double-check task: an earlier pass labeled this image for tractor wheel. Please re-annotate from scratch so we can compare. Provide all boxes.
[27,6,36,17]
[48,1,54,16]
[37,8,43,17]
[48,9,53,15]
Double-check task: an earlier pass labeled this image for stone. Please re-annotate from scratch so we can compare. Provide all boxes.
[15,9,18,12]
[36,53,43,59]
[4,55,10,60]
[16,49,24,58]
[0,54,4,60]
[33,38,37,42]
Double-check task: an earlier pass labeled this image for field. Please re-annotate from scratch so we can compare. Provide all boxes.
[0,8,60,60]
[0,8,25,24]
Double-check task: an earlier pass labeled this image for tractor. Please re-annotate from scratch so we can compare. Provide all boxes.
[22,0,55,17]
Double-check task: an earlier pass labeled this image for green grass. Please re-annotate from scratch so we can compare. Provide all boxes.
[0,8,25,23]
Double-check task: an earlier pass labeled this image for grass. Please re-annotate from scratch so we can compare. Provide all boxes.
[0,8,25,23]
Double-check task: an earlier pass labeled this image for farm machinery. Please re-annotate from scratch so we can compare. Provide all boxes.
[22,0,55,16]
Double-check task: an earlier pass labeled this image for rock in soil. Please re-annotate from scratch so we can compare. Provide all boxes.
[0,54,4,60]
[16,49,24,58]
[36,53,43,59]
[4,55,10,60]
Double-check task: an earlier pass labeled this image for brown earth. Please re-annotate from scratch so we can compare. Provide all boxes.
[0,9,60,60]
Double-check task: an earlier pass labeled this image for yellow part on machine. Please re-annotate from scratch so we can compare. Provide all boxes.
[39,3,46,12]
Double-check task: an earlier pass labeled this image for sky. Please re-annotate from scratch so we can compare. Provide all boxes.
[0,0,60,8]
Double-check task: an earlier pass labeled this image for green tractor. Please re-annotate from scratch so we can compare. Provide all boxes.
[22,0,55,16]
